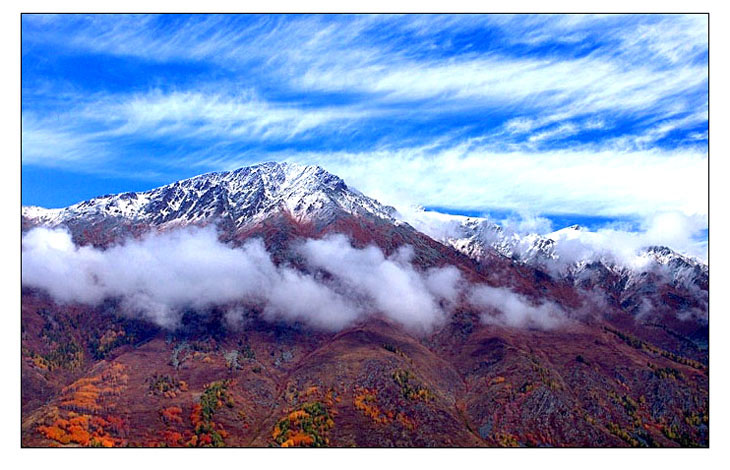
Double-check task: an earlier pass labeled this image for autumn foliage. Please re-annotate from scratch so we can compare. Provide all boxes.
[392,369,434,402]
[38,412,118,447]
[354,388,390,425]
[147,374,188,398]
[60,362,128,414]
[37,362,129,447]
[160,406,184,425]
[272,389,336,448]
[353,387,417,430]
[186,381,233,447]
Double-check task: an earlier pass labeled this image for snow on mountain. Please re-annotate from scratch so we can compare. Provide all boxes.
[396,207,556,264]
[396,207,707,291]
[543,225,708,291]
[22,162,399,231]
[637,245,709,290]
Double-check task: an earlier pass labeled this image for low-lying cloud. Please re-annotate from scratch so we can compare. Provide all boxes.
[546,211,708,268]
[299,235,463,332]
[23,226,296,329]
[469,285,567,330]
[22,226,574,333]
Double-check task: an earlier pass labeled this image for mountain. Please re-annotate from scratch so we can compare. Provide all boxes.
[21,162,708,448]
[23,162,400,246]
[403,209,706,286]
[23,162,398,227]
[402,208,707,327]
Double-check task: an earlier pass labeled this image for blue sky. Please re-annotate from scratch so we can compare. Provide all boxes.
[21,14,707,244]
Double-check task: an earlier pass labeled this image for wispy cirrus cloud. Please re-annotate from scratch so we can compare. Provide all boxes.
[22,14,708,149]
[487,14,707,61]
[298,53,706,114]
[22,87,375,170]
[95,89,371,140]
[21,115,112,168]
[21,13,708,230]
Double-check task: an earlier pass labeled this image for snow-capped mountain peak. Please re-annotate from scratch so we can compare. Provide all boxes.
[22,162,397,231]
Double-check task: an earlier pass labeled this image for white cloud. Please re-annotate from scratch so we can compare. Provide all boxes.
[103,90,368,140]
[527,123,579,143]
[298,235,459,333]
[394,205,473,241]
[468,285,567,330]
[23,226,581,333]
[614,15,707,65]
[284,144,707,221]
[489,14,707,66]
[24,14,707,131]
[22,226,284,328]
[261,267,361,331]
[297,53,706,125]
[51,15,702,127]
[498,212,554,235]
[21,227,462,333]
[547,211,708,265]
[23,88,369,162]
[603,109,708,150]
[21,116,111,168]
[22,14,708,248]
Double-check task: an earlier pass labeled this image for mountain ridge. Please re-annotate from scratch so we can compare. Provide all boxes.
[22,162,400,231]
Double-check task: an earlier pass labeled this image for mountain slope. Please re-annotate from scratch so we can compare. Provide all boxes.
[21,162,709,447]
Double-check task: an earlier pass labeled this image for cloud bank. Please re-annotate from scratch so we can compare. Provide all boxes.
[22,226,299,329]
[22,227,575,333]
